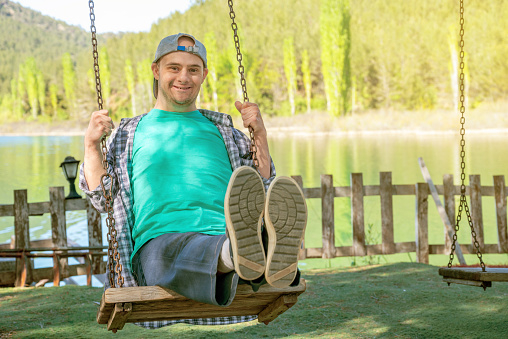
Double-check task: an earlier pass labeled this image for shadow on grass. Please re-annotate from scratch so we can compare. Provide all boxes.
[1,262,507,338]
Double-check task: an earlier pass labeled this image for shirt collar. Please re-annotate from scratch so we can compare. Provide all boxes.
[198,109,233,127]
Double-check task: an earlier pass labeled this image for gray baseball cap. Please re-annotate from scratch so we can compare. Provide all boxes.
[152,33,207,99]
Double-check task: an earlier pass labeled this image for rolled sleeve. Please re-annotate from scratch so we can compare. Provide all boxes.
[234,129,276,192]
[78,128,120,213]
[79,163,113,213]
[260,156,276,191]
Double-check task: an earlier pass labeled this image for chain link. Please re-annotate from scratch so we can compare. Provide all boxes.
[89,0,123,287]
[448,0,485,271]
[227,0,258,168]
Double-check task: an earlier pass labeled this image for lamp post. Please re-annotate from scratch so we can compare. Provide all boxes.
[60,156,81,199]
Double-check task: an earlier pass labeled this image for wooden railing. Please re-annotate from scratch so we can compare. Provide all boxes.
[0,187,106,287]
[291,172,508,262]
[1,172,507,287]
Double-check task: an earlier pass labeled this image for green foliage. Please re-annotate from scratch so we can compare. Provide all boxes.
[0,1,88,95]
[36,71,45,117]
[99,47,112,107]
[0,94,11,122]
[136,59,154,113]
[10,78,22,120]
[1,0,508,122]
[204,32,219,112]
[283,37,297,116]
[49,84,58,119]
[301,49,312,114]
[124,59,136,116]
[320,0,352,116]
[61,53,76,118]
[362,223,386,266]
[23,57,39,119]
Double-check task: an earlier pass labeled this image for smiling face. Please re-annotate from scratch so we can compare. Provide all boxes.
[152,37,208,112]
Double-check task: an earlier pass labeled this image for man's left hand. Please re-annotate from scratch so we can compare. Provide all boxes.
[235,101,267,137]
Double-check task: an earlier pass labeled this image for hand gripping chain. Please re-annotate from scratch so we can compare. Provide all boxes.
[89,0,124,288]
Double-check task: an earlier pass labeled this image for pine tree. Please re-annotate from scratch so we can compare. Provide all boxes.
[301,49,312,114]
[340,0,352,115]
[136,59,153,113]
[24,57,39,119]
[62,52,76,118]
[100,47,111,107]
[36,71,45,117]
[204,32,219,112]
[49,84,58,119]
[320,0,338,115]
[11,78,22,120]
[125,59,136,116]
[283,37,297,116]
[320,0,351,116]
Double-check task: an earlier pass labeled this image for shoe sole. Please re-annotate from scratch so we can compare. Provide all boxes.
[224,166,266,281]
[265,176,307,288]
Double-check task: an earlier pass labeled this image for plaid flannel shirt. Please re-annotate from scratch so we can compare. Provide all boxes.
[79,109,276,328]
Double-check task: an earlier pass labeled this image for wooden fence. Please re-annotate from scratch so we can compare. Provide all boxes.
[0,187,106,287]
[292,172,508,262]
[1,172,507,287]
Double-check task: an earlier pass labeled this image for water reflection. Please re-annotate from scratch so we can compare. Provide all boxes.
[1,133,507,266]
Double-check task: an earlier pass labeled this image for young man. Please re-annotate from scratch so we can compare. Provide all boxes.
[80,33,307,318]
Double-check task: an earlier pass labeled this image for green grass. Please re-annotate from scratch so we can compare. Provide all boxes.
[1,263,507,338]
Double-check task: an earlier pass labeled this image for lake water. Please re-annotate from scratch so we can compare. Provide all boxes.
[1,132,508,273]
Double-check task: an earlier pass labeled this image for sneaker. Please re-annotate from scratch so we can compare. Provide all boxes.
[224,166,266,281]
[264,176,307,288]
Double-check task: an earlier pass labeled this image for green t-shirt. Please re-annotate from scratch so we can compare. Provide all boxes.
[130,109,233,261]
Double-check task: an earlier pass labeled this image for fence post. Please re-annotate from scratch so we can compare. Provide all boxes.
[380,172,394,254]
[85,254,92,287]
[443,174,455,250]
[292,175,307,260]
[351,173,366,257]
[14,189,30,287]
[415,183,429,264]
[50,187,68,277]
[86,197,103,274]
[469,175,484,248]
[494,175,508,252]
[321,174,335,258]
[53,253,60,286]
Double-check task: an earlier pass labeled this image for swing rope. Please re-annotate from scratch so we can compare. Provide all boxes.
[447,0,485,271]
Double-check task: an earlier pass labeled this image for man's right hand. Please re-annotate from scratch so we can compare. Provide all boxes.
[84,110,115,147]
[83,110,114,190]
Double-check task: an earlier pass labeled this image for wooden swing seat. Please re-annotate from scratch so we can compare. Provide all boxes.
[97,279,306,332]
[438,267,508,290]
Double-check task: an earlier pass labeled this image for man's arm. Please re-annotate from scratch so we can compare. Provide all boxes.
[84,109,115,190]
[234,101,271,179]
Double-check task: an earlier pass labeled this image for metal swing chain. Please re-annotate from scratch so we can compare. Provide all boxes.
[89,0,124,288]
[227,0,259,169]
[447,0,485,271]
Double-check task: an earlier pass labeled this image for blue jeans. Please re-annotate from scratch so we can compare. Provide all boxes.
[132,230,301,306]
[132,232,238,306]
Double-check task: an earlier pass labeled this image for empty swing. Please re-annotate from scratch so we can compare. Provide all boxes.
[87,0,305,333]
[438,0,508,290]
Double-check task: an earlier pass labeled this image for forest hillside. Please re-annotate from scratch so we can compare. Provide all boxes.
[0,0,507,124]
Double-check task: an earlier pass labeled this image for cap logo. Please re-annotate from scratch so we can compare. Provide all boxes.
[177,45,200,53]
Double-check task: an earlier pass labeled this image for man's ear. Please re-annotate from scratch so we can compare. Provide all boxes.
[151,62,159,80]
[202,68,209,84]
